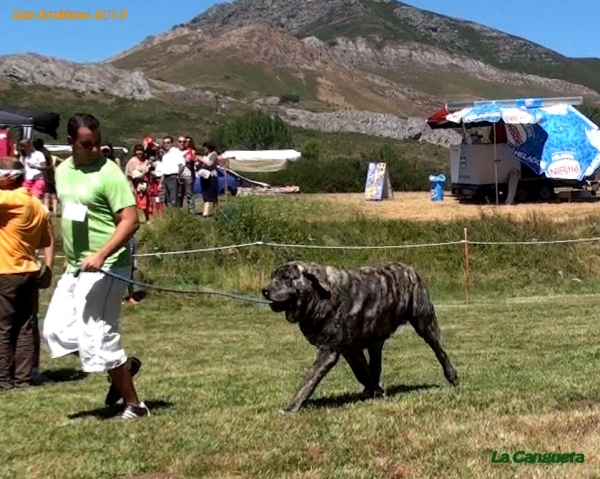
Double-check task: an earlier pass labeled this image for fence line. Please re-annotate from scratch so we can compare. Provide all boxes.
[51,235,600,260]
[47,230,600,305]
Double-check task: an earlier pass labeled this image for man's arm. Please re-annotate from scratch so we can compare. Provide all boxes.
[96,205,139,262]
[36,214,55,289]
[42,217,55,269]
[95,167,139,263]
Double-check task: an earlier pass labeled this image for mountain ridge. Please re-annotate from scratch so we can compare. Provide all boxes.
[1,0,599,149]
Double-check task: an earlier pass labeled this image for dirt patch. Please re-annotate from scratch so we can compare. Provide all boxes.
[310,192,600,222]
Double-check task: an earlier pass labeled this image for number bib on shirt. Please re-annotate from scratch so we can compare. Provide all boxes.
[62,202,88,222]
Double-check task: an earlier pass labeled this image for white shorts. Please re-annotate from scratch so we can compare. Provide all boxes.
[42,266,130,373]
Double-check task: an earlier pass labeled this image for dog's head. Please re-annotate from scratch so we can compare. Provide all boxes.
[262,262,332,322]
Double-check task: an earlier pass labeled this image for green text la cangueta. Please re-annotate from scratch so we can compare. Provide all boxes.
[492,451,584,464]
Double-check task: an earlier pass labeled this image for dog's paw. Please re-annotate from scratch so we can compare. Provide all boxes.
[362,387,386,400]
[279,407,297,415]
[446,369,460,387]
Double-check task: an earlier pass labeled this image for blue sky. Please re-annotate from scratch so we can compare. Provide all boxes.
[1,0,599,62]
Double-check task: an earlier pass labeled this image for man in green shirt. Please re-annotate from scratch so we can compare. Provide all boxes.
[43,113,149,419]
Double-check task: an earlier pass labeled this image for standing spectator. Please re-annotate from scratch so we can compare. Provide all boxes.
[160,136,185,208]
[0,159,51,390]
[102,144,122,168]
[197,142,219,218]
[181,136,197,214]
[0,125,14,158]
[125,144,149,180]
[125,144,152,221]
[148,162,164,217]
[42,113,149,419]
[19,139,46,200]
[176,136,194,213]
[34,139,58,216]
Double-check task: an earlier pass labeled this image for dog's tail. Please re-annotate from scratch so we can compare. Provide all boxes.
[410,271,442,338]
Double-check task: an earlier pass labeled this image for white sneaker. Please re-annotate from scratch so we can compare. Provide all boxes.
[121,402,150,420]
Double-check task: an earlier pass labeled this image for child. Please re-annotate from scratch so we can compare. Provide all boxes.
[131,169,151,222]
[149,163,164,217]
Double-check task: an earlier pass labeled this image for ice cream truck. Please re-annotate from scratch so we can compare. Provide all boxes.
[427,97,597,203]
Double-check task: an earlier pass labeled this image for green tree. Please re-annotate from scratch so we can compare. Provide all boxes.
[300,140,321,161]
[210,110,294,150]
[577,103,600,125]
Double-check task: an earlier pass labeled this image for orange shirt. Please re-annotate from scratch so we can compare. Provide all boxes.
[0,187,51,275]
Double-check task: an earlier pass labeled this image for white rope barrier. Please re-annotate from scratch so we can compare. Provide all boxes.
[134,241,263,257]
[51,235,600,260]
[260,240,466,250]
[467,236,600,246]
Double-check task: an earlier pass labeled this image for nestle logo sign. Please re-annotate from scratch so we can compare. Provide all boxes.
[506,124,527,147]
[548,159,581,179]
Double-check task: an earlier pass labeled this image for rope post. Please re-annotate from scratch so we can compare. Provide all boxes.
[224,158,229,204]
[463,228,470,304]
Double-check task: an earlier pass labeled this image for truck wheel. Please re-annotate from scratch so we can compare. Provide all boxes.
[539,185,554,201]
[515,188,528,203]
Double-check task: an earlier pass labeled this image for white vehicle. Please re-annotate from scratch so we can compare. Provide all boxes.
[427,97,595,203]
[45,144,129,159]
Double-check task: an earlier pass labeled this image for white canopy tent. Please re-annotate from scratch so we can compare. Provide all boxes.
[220,149,302,173]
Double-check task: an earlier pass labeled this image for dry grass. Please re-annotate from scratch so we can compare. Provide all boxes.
[4,294,600,479]
[311,192,600,222]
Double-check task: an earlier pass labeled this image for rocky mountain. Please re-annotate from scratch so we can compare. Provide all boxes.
[1,0,599,148]
[182,0,600,94]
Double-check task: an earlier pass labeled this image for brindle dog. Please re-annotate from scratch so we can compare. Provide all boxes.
[262,261,459,413]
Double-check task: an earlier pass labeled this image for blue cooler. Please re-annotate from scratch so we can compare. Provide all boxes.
[429,174,446,202]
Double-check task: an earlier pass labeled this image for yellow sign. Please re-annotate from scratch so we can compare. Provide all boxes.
[364,162,393,201]
[12,9,128,20]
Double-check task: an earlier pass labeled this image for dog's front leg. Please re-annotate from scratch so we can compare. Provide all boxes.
[283,347,340,413]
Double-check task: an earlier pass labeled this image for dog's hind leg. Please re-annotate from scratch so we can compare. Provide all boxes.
[343,349,385,399]
[283,347,340,413]
[409,308,459,387]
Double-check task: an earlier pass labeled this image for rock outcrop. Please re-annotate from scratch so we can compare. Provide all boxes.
[0,53,185,100]
[277,108,462,147]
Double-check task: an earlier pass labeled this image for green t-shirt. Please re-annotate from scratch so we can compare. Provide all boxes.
[55,156,136,273]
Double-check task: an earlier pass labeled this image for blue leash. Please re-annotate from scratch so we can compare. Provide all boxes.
[72,268,272,305]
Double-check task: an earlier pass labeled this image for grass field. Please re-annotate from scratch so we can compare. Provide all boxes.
[3,195,600,479]
[3,293,600,479]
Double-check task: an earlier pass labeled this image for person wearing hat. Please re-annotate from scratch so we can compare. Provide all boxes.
[0,158,52,390]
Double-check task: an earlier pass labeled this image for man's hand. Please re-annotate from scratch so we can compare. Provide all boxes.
[0,173,19,189]
[37,266,53,289]
[80,252,106,272]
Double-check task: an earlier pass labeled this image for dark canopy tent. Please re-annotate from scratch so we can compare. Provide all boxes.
[0,107,60,139]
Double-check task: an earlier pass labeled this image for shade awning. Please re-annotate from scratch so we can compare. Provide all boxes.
[0,106,60,139]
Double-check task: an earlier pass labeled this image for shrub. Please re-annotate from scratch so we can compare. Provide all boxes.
[208,113,449,192]
[135,196,600,301]
[210,110,294,151]
[250,142,449,192]
[279,93,300,104]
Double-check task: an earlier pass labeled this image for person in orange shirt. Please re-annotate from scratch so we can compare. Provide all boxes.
[0,158,51,390]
